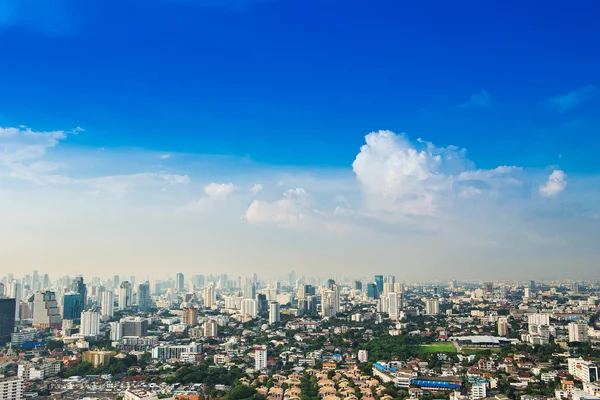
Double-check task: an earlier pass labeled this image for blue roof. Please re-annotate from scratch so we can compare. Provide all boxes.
[411,379,461,389]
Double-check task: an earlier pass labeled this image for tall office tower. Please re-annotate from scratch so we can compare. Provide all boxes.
[326,279,335,290]
[571,282,579,294]
[243,283,256,300]
[32,270,40,291]
[204,319,217,337]
[204,284,216,308]
[7,280,21,321]
[122,318,149,336]
[424,298,440,315]
[523,287,531,299]
[43,274,50,289]
[109,321,124,341]
[101,291,114,321]
[112,275,120,289]
[192,275,205,289]
[529,280,535,289]
[118,282,133,310]
[257,294,268,313]
[289,271,296,285]
[137,283,151,311]
[501,286,509,298]
[71,277,87,310]
[374,275,384,294]
[241,299,258,318]
[568,322,589,343]
[252,273,258,284]
[0,299,16,345]
[176,273,185,291]
[19,302,32,320]
[498,317,509,336]
[483,282,494,298]
[433,285,439,296]
[394,282,404,294]
[182,307,199,326]
[449,280,457,290]
[255,346,267,371]
[354,281,362,291]
[305,295,317,315]
[61,292,83,321]
[268,301,280,324]
[32,291,62,328]
[80,310,100,336]
[367,283,379,299]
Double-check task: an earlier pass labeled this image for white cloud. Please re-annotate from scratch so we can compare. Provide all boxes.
[352,130,524,218]
[249,183,263,194]
[204,182,236,197]
[540,169,567,197]
[244,188,319,227]
[158,153,172,160]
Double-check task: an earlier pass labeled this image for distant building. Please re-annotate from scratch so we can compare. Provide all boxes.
[119,282,133,310]
[255,346,267,371]
[204,284,216,308]
[32,291,61,329]
[62,292,82,321]
[374,275,384,294]
[122,318,148,337]
[110,321,123,341]
[80,310,100,337]
[569,322,589,343]
[176,273,185,292]
[424,298,440,315]
[358,349,368,363]
[101,291,114,321]
[137,283,151,311]
[241,299,258,318]
[0,298,16,345]
[83,350,116,368]
[498,317,509,337]
[568,358,599,384]
[181,307,199,326]
[472,382,487,399]
[269,301,280,324]
[367,283,379,300]
[204,319,217,337]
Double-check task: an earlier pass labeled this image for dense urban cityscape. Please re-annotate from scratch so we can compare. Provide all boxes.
[0,273,598,400]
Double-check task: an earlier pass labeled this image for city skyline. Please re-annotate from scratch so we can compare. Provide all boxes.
[1,1,600,279]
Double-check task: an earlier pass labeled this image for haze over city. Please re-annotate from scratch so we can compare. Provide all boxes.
[1,0,599,279]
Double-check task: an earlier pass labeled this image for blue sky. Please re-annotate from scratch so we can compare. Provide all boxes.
[0,0,599,279]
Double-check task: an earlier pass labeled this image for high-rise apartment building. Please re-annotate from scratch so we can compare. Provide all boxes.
[255,346,267,371]
[241,299,258,318]
[0,299,16,345]
[569,322,589,343]
[80,310,100,336]
[118,282,133,310]
[483,282,494,298]
[204,284,216,308]
[498,317,509,337]
[243,283,256,300]
[181,307,199,326]
[110,321,124,341]
[424,298,440,315]
[101,291,114,321]
[321,284,340,318]
[204,319,217,337]
[269,301,280,324]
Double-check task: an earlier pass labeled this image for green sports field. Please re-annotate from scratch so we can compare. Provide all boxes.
[418,342,457,353]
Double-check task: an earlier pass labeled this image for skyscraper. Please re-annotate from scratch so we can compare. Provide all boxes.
[118,282,133,310]
[101,291,114,321]
[424,298,440,315]
[182,307,199,326]
[241,299,258,318]
[374,275,384,294]
[498,317,509,337]
[321,284,340,318]
[269,301,280,324]
[366,283,379,299]
[176,273,184,291]
[0,299,16,344]
[71,277,87,310]
[6,281,21,321]
[204,319,217,337]
[483,282,494,298]
[568,322,589,343]
[243,283,256,300]
[137,283,151,311]
[62,292,83,321]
